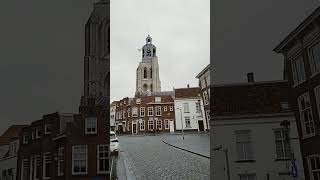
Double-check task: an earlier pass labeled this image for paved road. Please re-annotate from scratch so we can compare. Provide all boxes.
[116,135,210,180]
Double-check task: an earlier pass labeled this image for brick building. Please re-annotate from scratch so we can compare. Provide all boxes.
[114,95,175,134]
[211,78,305,180]
[196,64,211,130]
[274,6,320,180]
[17,98,109,180]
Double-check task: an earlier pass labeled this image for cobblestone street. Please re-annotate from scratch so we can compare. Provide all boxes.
[116,135,210,180]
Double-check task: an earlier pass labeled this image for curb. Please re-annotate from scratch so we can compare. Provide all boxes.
[162,139,210,159]
[120,151,137,180]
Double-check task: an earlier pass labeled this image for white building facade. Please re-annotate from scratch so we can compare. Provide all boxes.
[0,139,20,180]
[174,87,207,132]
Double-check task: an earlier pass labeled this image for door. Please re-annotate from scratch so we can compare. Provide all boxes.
[169,120,174,133]
[132,123,137,134]
[118,125,123,134]
[198,120,204,131]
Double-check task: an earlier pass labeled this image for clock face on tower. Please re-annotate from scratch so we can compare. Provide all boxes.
[146,48,151,56]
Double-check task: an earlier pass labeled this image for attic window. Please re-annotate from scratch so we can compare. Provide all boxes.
[136,98,141,104]
[23,135,30,144]
[155,97,161,103]
[45,124,52,134]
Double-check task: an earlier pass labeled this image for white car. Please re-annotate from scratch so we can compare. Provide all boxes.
[110,131,119,155]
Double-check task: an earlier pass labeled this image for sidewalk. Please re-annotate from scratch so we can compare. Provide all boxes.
[162,133,210,158]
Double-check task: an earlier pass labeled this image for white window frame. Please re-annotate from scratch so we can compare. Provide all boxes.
[136,98,141,104]
[291,56,306,86]
[148,119,154,130]
[36,129,41,139]
[44,124,51,135]
[315,85,320,120]
[156,106,161,116]
[34,155,40,180]
[235,130,254,161]
[274,129,291,159]
[308,41,320,76]
[140,120,145,131]
[164,119,169,130]
[196,101,202,113]
[185,117,191,128]
[308,155,320,180]
[155,97,161,103]
[23,135,29,144]
[97,145,110,174]
[21,159,30,180]
[169,106,174,112]
[203,91,209,105]
[72,145,88,175]
[164,106,167,112]
[57,147,64,176]
[42,153,51,179]
[123,110,126,118]
[298,92,315,138]
[132,107,138,117]
[140,107,145,117]
[206,110,210,121]
[156,119,162,130]
[183,103,189,113]
[85,117,97,134]
[148,107,153,117]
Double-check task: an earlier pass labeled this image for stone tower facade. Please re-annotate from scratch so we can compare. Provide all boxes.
[135,35,161,97]
[82,0,110,105]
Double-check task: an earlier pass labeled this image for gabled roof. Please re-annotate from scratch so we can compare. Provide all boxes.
[196,64,210,78]
[1,125,28,138]
[274,6,320,53]
[174,87,201,99]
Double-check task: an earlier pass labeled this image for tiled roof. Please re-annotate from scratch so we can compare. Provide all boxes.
[1,125,28,138]
[174,87,201,99]
[0,137,15,145]
[212,81,291,116]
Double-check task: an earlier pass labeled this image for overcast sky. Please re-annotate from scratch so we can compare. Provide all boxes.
[110,0,210,102]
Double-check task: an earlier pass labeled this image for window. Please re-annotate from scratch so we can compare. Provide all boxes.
[144,68,147,78]
[201,79,206,89]
[156,106,161,116]
[36,129,41,139]
[32,131,35,140]
[23,135,30,144]
[57,147,64,176]
[164,106,167,112]
[308,155,320,180]
[128,108,130,117]
[97,145,109,174]
[291,56,306,85]
[155,97,161,103]
[34,155,40,180]
[122,121,126,132]
[148,107,153,116]
[308,41,320,75]
[183,103,189,113]
[169,106,174,111]
[132,107,138,117]
[140,107,145,117]
[136,98,141,104]
[206,110,210,121]
[274,129,291,159]
[120,111,123,119]
[123,111,126,118]
[85,117,97,134]
[43,153,52,179]
[21,159,30,180]
[156,119,162,130]
[140,120,145,131]
[185,117,191,128]
[148,119,154,130]
[196,101,202,113]
[235,130,254,161]
[298,93,315,137]
[315,86,320,118]
[44,124,52,134]
[164,119,169,129]
[239,173,256,180]
[72,145,88,175]
[203,91,209,105]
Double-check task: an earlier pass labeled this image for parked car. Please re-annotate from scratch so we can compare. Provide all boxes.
[110,131,119,155]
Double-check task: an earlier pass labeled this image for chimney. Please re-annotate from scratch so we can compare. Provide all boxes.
[187,84,190,88]
[247,72,255,83]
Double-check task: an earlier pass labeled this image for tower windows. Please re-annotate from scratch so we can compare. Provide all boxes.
[144,68,147,78]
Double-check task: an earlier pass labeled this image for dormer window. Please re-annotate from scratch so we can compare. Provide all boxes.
[36,129,41,139]
[45,124,52,134]
[136,98,141,104]
[23,135,30,144]
[85,117,97,134]
[155,97,161,103]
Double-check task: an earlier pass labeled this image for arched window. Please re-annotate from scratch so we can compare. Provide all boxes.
[150,68,152,78]
[144,68,147,78]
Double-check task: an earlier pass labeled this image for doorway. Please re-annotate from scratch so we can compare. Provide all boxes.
[132,123,137,134]
[198,120,204,131]
[169,120,174,133]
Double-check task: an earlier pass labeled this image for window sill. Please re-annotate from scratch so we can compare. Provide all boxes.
[235,160,256,163]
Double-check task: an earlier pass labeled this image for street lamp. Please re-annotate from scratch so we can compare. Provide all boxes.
[280,120,298,180]
[177,107,184,139]
[212,145,230,180]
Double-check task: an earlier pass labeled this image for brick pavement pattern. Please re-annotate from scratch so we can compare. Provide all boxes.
[118,135,210,180]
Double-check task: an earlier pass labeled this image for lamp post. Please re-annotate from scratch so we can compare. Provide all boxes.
[177,107,184,139]
[212,145,230,180]
[280,120,297,180]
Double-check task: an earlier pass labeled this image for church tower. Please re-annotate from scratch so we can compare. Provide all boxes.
[82,0,110,105]
[135,35,161,97]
